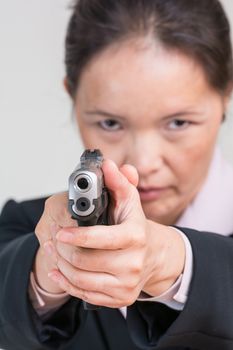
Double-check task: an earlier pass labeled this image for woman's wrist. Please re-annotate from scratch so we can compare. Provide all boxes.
[142,221,186,297]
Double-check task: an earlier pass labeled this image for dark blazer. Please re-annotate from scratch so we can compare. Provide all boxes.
[1,198,233,350]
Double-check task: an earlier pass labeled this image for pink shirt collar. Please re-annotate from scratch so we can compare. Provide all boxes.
[176,147,233,236]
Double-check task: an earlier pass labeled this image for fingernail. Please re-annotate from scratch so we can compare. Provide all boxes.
[44,241,54,256]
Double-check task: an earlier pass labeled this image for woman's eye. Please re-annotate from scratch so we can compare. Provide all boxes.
[168,119,190,130]
[98,119,122,131]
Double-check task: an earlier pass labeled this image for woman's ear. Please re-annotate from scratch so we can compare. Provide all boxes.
[63,77,72,98]
[221,83,233,123]
[223,82,233,110]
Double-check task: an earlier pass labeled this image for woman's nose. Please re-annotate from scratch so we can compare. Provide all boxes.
[126,135,164,176]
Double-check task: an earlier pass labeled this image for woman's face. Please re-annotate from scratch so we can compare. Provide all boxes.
[72,41,228,225]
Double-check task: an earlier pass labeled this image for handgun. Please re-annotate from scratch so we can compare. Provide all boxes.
[68,149,109,310]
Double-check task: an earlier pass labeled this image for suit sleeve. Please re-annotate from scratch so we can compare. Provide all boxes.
[127,228,233,350]
[0,199,86,350]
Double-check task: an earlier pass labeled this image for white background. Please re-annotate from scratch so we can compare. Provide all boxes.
[0,0,233,211]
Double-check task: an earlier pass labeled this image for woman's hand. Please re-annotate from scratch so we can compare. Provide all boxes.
[33,160,139,294]
[34,192,78,293]
[44,160,185,307]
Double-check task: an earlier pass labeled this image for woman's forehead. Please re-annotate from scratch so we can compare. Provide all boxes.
[76,42,213,112]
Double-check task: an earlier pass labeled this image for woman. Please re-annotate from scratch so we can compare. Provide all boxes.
[1,0,233,349]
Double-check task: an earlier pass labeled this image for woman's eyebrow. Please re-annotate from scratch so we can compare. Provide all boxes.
[85,109,203,121]
[162,110,202,120]
[85,109,126,120]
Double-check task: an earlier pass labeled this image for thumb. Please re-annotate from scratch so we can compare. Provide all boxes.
[102,159,142,223]
[120,164,139,187]
[102,159,138,201]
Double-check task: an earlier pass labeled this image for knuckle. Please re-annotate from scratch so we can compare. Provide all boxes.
[71,250,82,268]
[73,274,90,292]
[123,294,136,306]
[65,281,81,299]
[44,197,52,211]
[35,222,47,247]
[72,273,81,288]
[81,229,90,246]
[69,285,80,299]
[61,277,72,295]
[113,300,125,308]
[35,222,42,239]
[82,290,90,302]
[124,277,138,292]
[130,258,144,275]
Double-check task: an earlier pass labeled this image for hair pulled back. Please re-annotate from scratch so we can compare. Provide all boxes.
[65,0,233,98]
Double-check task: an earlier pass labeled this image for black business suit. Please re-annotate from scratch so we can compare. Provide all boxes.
[0,198,233,349]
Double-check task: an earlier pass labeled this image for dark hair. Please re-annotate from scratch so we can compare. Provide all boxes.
[65,0,233,98]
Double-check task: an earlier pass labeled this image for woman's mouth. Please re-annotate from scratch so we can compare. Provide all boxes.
[138,187,167,201]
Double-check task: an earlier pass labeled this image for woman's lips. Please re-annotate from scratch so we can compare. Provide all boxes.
[138,187,167,201]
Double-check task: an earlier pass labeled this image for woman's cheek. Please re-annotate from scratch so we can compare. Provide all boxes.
[172,146,213,197]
